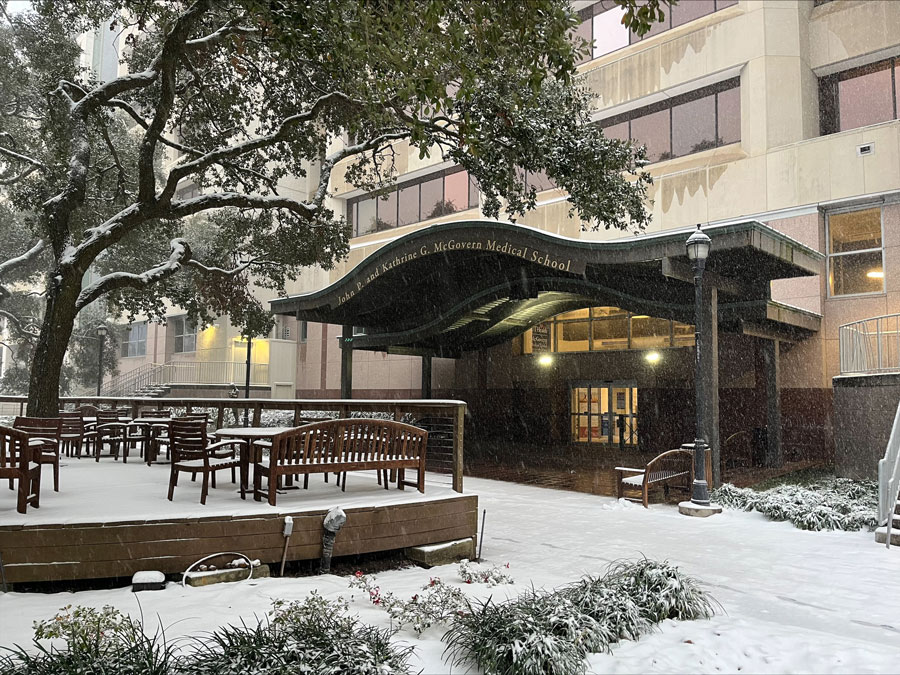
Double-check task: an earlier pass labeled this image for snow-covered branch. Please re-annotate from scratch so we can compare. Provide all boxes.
[0,144,47,171]
[166,191,316,219]
[161,90,360,200]
[75,238,192,310]
[186,258,253,276]
[0,308,40,339]
[185,21,258,50]
[315,130,411,206]
[0,239,45,278]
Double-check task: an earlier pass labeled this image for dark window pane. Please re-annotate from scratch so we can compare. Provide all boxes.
[356,197,377,235]
[838,63,894,131]
[716,0,739,9]
[468,175,480,208]
[571,16,593,65]
[630,0,668,43]
[593,5,629,58]
[558,320,590,352]
[591,316,629,350]
[717,86,741,145]
[398,185,419,226]
[603,120,630,142]
[630,315,670,348]
[672,93,716,157]
[830,250,884,295]
[528,170,556,192]
[630,108,671,162]
[420,177,444,220]
[376,191,397,230]
[671,0,715,27]
[444,170,469,213]
[829,208,882,254]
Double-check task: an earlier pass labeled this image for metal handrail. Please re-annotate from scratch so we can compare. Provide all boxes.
[102,361,268,395]
[839,313,900,375]
[878,400,900,549]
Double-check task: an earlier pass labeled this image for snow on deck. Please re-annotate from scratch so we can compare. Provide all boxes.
[2,476,899,673]
[0,458,456,527]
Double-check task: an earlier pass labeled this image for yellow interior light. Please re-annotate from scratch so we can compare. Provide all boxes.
[537,354,554,367]
[645,351,661,364]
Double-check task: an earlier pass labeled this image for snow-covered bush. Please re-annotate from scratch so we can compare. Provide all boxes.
[444,558,716,675]
[711,476,878,531]
[180,593,414,675]
[458,559,514,586]
[444,591,607,675]
[0,604,173,674]
[349,572,467,635]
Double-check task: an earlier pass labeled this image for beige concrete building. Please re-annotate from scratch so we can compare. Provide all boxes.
[272,0,900,479]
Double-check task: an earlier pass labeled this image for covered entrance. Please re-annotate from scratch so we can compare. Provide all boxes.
[272,219,824,485]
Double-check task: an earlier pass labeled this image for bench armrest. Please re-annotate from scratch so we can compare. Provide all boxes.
[614,466,644,474]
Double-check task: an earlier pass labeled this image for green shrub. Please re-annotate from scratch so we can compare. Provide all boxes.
[0,604,173,675]
[180,593,414,675]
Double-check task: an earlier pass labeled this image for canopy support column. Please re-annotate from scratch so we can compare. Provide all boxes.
[762,338,782,468]
[421,355,432,399]
[340,324,353,399]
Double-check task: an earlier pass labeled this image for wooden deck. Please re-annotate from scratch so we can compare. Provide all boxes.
[0,460,476,585]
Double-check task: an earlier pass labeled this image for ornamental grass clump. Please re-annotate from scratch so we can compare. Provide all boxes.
[711,475,878,531]
[0,604,173,675]
[444,591,607,675]
[444,558,717,675]
[180,593,414,675]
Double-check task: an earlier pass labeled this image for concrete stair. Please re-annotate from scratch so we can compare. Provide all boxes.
[134,385,170,398]
[874,501,900,547]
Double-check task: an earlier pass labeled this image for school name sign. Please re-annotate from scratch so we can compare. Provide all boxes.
[336,235,587,306]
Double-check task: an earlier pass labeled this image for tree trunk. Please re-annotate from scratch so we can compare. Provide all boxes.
[26,275,80,417]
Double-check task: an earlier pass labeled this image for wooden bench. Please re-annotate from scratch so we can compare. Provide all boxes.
[1,424,42,514]
[616,449,694,508]
[253,419,428,506]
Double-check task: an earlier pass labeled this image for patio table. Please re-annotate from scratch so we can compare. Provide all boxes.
[213,426,294,499]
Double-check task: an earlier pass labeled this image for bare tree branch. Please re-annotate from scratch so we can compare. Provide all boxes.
[0,308,41,339]
[0,144,47,171]
[185,21,257,50]
[0,239,45,278]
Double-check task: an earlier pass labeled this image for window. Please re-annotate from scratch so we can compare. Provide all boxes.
[574,0,737,65]
[173,316,197,353]
[299,320,308,343]
[522,305,693,354]
[600,79,740,163]
[827,207,884,296]
[820,58,899,134]
[121,321,147,357]
[175,183,201,201]
[348,167,480,237]
[570,382,638,446]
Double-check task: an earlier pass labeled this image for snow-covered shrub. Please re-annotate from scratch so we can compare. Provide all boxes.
[444,559,716,675]
[444,591,607,675]
[559,579,649,641]
[349,572,467,635]
[711,476,878,531]
[180,593,414,675]
[0,604,173,674]
[458,558,514,586]
[601,558,717,623]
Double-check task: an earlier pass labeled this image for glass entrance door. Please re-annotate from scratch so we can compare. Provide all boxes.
[570,381,638,448]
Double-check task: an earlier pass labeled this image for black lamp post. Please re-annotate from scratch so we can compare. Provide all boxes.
[96,324,108,396]
[686,224,711,506]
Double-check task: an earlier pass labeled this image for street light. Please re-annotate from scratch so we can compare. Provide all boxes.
[96,324,108,397]
[686,224,711,507]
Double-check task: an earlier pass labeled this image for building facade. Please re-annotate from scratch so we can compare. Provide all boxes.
[272,0,900,479]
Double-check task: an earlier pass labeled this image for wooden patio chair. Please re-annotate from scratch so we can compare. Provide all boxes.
[167,418,244,505]
[88,410,129,462]
[13,416,62,492]
[58,411,86,458]
[0,425,41,513]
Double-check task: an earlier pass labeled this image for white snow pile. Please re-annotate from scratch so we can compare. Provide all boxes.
[711,475,878,531]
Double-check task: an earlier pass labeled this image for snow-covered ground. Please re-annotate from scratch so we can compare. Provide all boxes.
[2,476,899,674]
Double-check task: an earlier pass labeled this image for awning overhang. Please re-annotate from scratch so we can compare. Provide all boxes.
[271,220,824,356]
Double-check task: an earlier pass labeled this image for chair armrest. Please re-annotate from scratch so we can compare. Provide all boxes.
[28,437,59,446]
[96,422,128,431]
[207,439,247,452]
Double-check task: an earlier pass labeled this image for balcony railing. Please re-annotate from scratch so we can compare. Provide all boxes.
[102,361,269,396]
[839,313,900,375]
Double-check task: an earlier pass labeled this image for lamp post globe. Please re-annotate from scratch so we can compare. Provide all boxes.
[687,224,711,506]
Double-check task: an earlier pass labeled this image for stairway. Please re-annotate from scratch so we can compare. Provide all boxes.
[875,499,900,547]
[134,384,170,398]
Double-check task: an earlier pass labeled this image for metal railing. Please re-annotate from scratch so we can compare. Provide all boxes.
[102,361,268,396]
[0,395,467,493]
[878,400,900,548]
[839,313,900,375]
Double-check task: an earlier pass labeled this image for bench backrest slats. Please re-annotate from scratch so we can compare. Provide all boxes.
[271,419,427,467]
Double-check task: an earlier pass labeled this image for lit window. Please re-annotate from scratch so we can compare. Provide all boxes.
[827,207,884,296]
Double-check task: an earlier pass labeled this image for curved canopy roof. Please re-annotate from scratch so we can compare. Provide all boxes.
[271,220,823,357]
